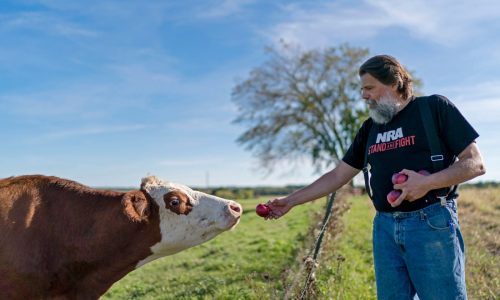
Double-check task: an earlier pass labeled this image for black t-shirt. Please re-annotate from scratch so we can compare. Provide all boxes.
[342,95,479,212]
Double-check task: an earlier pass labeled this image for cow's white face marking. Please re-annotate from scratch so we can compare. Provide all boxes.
[136,176,242,267]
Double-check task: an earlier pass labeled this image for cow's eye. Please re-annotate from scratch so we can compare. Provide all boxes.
[170,198,180,206]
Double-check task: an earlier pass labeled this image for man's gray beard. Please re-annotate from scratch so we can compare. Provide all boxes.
[367,95,401,124]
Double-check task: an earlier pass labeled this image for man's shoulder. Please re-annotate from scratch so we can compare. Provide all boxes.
[415,94,456,110]
[360,117,375,133]
[363,117,374,127]
[415,94,446,101]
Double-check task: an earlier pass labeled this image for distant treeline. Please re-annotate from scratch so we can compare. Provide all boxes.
[103,185,305,200]
[461,181,500,188]
[200,181,500,199]
[105,181,498,200]
[197,185,305,200]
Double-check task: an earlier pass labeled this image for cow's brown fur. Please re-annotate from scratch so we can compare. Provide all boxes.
[0,175,161,299]
[163,190,193,215]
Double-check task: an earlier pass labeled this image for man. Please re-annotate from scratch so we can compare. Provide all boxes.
[266,55,485,299]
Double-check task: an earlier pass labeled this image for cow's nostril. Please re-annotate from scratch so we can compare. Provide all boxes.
[229,203,241,214]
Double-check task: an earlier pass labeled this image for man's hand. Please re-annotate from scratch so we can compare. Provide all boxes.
[391,169,431,207]
[390,143,486,208]
[265,197,294,220]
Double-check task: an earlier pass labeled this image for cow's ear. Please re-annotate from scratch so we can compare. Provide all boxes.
[123,191,150,222]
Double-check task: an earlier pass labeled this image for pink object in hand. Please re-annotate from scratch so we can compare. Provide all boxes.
[391,173,408,185]
[256,203,271,217]
[387,190,401,204]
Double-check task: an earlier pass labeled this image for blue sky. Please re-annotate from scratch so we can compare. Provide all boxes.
[1,0,499,187]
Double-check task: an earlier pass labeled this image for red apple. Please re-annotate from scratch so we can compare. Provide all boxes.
[391,173,408,185]
[387,190,401,203]
[256,203,271,217]
[418,170,431,176]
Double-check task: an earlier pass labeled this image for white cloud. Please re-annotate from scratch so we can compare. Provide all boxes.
[1,11,98,38]
[265,0,500,48]
[370,0,500,44]
[263,2,379,48]
[1,84,139,118]
[437,79,500,182]
[195,0,256,19]
[0,55,185,118]
[28,124,148,143]
[441,80,500,124]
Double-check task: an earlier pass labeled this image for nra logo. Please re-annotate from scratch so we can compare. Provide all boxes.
[368,127,415,155]
[376,127,403,143]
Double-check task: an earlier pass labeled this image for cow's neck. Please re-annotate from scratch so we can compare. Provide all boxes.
[50,190,162,297]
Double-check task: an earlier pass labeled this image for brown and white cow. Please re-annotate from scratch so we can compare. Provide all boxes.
[0,175,242,299]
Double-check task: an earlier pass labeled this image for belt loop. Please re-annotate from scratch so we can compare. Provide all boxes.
[420,211,425,220]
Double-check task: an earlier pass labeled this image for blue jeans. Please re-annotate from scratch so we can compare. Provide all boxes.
[373,200,467,300]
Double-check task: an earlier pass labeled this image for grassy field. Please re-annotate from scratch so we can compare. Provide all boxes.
[314,187,500,300]
[103,188,500,299]
[103,196,326,299]
[315,193,377,299]
[458,187,500,299]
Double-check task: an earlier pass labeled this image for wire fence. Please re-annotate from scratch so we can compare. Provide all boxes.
[283,192,337,300]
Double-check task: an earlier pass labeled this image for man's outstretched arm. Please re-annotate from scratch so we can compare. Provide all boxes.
[266,161,360,219]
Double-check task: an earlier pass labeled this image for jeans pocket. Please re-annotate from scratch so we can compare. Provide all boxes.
[424,210,449,230]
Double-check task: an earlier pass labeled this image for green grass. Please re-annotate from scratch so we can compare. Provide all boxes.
[316,195,377,299]
[103,188,500,299]
[458,187,500,299]
[102,196,326,299]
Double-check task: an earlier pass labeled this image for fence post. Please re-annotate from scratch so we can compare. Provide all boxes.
[313,192,336,260]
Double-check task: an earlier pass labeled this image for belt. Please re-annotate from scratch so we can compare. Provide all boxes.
[425,188,456,206]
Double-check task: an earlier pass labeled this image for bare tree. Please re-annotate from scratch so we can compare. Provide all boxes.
[232,43,370,176]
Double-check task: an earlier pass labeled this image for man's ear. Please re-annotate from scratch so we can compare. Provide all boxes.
[123,191,151,222]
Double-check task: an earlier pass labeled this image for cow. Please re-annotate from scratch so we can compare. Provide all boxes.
[0,175,242,299]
